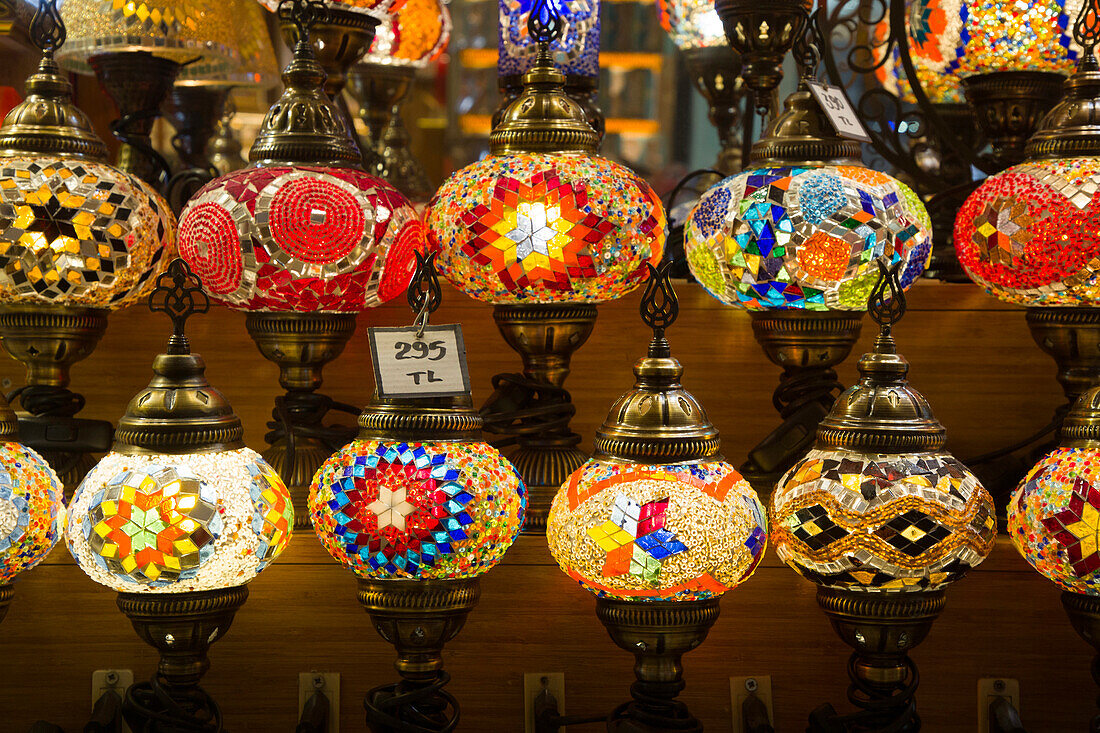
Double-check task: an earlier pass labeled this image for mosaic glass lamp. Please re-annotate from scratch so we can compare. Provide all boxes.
[0,0,175,489]
[955,9,1100,408]
[771,263,996,730]
[66,259,293,729]
[309,254,525,730]
[1010,385,1100,726]
[683,74,932,492]
[546,264,767,729]
[55,0,239,186]
[177,3,424,529]
[657,0,744,174]
[427,1,666,533]
[164,0,281,172]
[0,390,64,623]
[346,0,452,200]
[495,0,602,136]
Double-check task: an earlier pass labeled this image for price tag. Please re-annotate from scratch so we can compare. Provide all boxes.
[367,324,472,399]
[806,80,871,143]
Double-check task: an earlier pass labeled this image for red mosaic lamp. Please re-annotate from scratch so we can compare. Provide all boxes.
[177,0,424,529]
[954,4,1100,417]
[426,0,666,533]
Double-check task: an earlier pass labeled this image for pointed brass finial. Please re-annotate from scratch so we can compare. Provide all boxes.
[639,261,679,358]
[148,259,210,356]
[1074,0,1100,72]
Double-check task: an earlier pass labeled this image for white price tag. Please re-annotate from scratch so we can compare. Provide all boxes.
[806,80,871,143]
[367,324,472,399]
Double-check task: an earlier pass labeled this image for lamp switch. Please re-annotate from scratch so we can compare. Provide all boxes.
[91,669,133,733]
[978,677,1020,731]
[299,672,339,733]
[730,675,774,733]
[524,672,564,733]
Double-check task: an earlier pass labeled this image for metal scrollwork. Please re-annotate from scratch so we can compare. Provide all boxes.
[148,258,210,354]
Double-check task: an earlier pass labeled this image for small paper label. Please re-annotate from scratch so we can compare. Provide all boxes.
[806,80,871,142]
[367,324,471,399]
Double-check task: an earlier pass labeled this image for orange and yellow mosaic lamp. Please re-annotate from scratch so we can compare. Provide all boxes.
[66,261,293,593]
[363,0,450,68]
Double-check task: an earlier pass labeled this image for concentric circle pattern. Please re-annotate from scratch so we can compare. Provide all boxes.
[178,166,422,312]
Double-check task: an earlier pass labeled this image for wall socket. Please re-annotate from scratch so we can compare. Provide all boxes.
[730,675,774,733]
[524,672,565,733]
[91,669,133,733]
[298,672,339,733]
[977,677,1020,732]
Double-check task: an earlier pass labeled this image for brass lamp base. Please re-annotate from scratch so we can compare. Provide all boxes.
[0,305,112,491]
[811,587,945,732]
[1062,592,1100,733]
[0,583,13,625]
[595,597,720,732]
[1026,307,1100,405]
[246,311,358,529]
[480,303,598,534]
[713,0,807,118]
[741,311,863,494]
[358,578,480,733]
[494,74,604,141]
[683,46,744,175]
[163,85,232,171]
[960,71,1064,168]
[116,586,249,732]
[88,52,181,187]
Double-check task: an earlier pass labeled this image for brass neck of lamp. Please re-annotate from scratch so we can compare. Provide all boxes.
[960,70,1065,169]
[683,45,744,175]
[748,84,863,168]
[358,394,483,443]
[0,305,107,391]
[163,85,232,170]
[279,7,378,100]
[1026,308,1100,405]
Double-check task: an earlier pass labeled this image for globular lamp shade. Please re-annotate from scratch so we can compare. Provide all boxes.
[498,0,600,79]
[685,166,932,310]
[0,159,176,309]
[547,461,767,601]
[55,0,240,76]
[427,155,666,304]
[772,449,996,592]
[1010,448,1100,594]
[874,0,1089,106]
[67,450,293,592]
[177,166,424,312]
[177,0,280,88]
[364,0,451,67]
[656,0,726,51]
[954,158,1100,307]
[309,440,526,579]
[0,442,64,584]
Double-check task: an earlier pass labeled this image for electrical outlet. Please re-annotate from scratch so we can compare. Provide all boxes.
[91,669,133,733]
[730,676,774,733]
[977,678,1020,732]
[524,672,565,733]
[298,672,339,733]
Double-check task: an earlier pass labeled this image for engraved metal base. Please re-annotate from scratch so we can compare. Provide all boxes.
[247,311,358,529]
[741,311,863,494]
[481,304,598,534]
[811,587,945,733]
[117,586,248,732]
[713,0,807,118]
[1026,307,1100,404]
[358,578,480,733]
[595,597,720,732]
[89,52,181,187]
[1063,591,1100,733]
[683,45,744,176]
[961,71,1064,169]
[494,74,604,141]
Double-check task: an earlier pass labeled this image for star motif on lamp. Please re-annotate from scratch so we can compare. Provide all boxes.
[972,197,1036,267]
[586,494,688,583]
[1042,476,1100,576]
[367,486,417,532]
[460,168,610,292]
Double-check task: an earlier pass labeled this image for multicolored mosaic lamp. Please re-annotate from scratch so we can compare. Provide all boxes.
[0,0,175,489]
[427,0,665,532]
[1010,385,1100,727]
[309,254,525,730]
[0,390,64,623]
[495,0,602,136]
[55,0,239,186]
[177,1,423,529]
[771,263,996,731]
[66,259,293,730]
[545,264,767,729]
[684,72,932,492]
[346,0,452,200]
[657,0,744,174]
[955,5,1100,409]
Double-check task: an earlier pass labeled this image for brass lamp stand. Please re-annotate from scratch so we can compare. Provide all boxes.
[482,302,597,533]
[163,85,233,171]
[1027,308,1100,407]
[713,0,806,118]
[682,45,744,175]
[960,71,1065,168]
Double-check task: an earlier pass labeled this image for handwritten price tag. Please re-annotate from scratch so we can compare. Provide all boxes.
[806,80,871,143]
[367,324,472,399]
